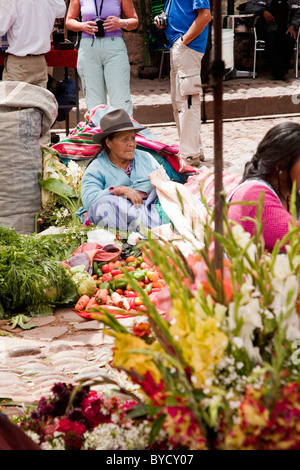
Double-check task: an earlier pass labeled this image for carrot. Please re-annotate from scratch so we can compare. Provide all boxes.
[74,295,90,312]
[111,291,124,308]
[95,289,109,305]
[111,292,130,310]
[86,296,99,311]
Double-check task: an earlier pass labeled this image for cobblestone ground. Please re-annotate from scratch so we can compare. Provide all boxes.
[148,114,300,174]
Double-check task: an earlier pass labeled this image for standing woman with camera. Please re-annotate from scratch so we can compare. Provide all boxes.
[66,0,138,116]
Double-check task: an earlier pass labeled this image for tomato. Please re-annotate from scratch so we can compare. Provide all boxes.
[102,264,111,273]
[126,255,137,263]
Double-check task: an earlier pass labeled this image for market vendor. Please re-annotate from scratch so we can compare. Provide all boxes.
[227,121,300,251]
[78,108,169,231]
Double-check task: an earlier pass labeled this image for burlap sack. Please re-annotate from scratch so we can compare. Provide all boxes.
[0,81,57,234]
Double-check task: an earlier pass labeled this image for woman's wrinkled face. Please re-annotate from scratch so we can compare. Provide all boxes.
[107,130,136,162]
[289,158,300,191]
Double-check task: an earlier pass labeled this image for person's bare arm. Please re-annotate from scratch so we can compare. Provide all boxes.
[181,9,211,45]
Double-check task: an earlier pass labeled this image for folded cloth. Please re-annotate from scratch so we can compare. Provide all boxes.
[67,242,122,275]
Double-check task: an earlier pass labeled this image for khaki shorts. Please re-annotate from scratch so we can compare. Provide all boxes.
[3,54,48,88]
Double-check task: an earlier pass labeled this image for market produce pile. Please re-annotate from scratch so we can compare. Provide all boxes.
[75,247,165,316]
[0,225,165,319]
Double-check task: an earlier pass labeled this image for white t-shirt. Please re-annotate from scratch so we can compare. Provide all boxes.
[0,0,66,56]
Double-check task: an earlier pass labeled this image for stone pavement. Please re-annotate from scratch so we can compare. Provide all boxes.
[2,71,300,419]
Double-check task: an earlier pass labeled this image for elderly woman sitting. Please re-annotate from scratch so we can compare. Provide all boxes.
[78,108,168,232]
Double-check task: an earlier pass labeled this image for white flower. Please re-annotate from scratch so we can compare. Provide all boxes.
[66,160,83,188]
[270,274,299,319]
[273,254,292,280]
[231,224,257,260]
[232,336,244,349]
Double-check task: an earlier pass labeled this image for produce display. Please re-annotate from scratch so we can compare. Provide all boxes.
[0,225,166,319]
[74,251,165,315]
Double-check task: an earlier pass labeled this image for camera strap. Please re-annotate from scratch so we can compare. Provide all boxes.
[94,0,104,18]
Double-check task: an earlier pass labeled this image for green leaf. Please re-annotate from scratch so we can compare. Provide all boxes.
[125,404,149,419]
[150,413,166,444]
[8,314,37,330]
[39,177,76,199]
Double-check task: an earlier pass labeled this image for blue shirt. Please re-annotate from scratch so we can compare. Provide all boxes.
[164,0,210,52]
[81,148,161,211]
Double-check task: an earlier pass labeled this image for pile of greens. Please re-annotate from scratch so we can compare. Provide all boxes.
[0,225,90,318]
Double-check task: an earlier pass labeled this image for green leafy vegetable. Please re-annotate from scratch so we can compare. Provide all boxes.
[0,226,81,318]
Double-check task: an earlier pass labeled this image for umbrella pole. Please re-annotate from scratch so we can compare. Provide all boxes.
[212,0,224,273]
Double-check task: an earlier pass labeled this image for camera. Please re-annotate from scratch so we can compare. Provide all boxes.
[95,18,105,37]
[156,12,168,27]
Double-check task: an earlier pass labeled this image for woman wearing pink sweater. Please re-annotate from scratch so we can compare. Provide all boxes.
[227,122,300,251]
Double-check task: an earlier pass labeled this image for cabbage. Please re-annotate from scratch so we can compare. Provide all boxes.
[71,265,97,298]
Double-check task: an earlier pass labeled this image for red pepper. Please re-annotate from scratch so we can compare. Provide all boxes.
[102,272,112,282]
[124,290,138,297]
[127,297,137,309]
[111,269,123,276]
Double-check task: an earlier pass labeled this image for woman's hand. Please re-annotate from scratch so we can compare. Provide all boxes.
[104,16,122,31]
[287,25,297,39]
[263,10,275,24]
[81,21,98,35]
[116,186,144,206]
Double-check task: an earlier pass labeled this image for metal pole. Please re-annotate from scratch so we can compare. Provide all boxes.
[212,0,224,272]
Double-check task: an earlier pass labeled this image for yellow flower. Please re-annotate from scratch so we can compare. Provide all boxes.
[242,403,269,428]
[170,315,228,388]
[113,332,162,384]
